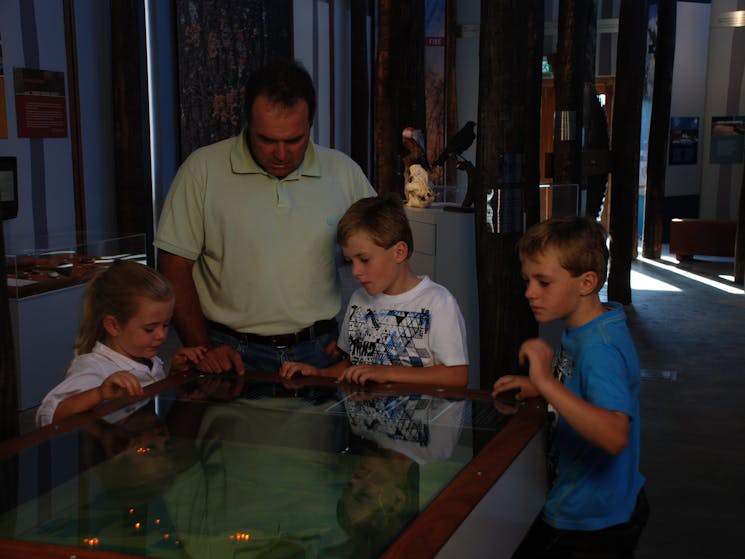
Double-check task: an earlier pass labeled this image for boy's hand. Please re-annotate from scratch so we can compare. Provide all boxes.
[171,345,208,372]
[492,374,539,401]
[519,338,556,393]
[279,361,319,379]
[99,370,143,401]
[338,364,388,385]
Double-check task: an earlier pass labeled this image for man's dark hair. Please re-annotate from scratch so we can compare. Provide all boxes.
[243,59,317,126]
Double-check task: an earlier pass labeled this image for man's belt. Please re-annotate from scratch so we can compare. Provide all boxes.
[207,318,338,349]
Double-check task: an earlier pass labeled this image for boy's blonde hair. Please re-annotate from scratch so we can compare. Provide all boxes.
[75,260,174,355]
[517,216,609,291]
[337,194,414,258]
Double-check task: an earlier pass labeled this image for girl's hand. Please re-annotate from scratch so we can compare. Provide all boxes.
[171,345,208,372]
[279,361,319,379]
[99,370,143,401]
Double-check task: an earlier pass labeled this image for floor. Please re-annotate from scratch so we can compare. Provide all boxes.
[13,249,745,557]
[622,251,745,559]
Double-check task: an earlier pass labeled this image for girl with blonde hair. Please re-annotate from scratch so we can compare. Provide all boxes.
[37,260,206,426]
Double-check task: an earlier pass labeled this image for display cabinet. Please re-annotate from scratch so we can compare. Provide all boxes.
[5,233,147,410]
[0,372,547,559]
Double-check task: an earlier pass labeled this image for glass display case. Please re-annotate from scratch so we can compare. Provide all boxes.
[5,232,146,299]
[6,233,147,410]
[0,373,547,559]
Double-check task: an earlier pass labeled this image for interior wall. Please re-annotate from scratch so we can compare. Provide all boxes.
[667,1,711,200]
[699,0,745,220]
[453,0,480,199]
[0,0,115,252]
[145,0,179,228]
[1,0,73,249]
[74,0,116,236]
[292,0,354,154]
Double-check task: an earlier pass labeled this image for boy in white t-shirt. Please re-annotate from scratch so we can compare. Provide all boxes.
[280,194,468,387]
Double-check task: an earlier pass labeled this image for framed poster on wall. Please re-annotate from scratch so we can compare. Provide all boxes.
[13,68,68,138]
[710,116,744,164]
[669,116,699,165]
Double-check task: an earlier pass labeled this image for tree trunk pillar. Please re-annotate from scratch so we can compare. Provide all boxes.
[608,0,648,303]
[474,0,543,389]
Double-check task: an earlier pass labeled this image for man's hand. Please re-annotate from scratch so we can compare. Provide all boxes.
[195,345,245,375]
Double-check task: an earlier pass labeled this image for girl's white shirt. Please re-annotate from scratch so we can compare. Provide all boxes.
[35,341,166,427]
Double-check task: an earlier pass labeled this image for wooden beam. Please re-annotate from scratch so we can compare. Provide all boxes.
[608,0,648,303]
[643,0,676,259]
[474,0,543,389]
[63,0,86,247]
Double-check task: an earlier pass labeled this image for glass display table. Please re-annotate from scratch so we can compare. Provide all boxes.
[0,372,547,558]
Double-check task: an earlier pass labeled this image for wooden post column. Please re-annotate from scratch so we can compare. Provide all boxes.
[474,0,543,389]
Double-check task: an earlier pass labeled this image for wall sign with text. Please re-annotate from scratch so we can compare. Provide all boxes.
[14,68,68,138]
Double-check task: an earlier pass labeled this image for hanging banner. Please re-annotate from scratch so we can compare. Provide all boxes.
[14,68,68,138]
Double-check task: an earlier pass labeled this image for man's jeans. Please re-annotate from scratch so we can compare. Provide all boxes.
[207,326,340,373]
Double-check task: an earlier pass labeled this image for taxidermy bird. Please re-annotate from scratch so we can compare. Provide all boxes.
[432,121,476,167]
[401,127,428,185]
[402,127,426,159]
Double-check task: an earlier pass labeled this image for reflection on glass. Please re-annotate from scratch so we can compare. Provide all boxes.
[486,188,495,233]
[486,188,523,234]
[539,183,579,220]
[0,378,517,558]
[330,392,466,558]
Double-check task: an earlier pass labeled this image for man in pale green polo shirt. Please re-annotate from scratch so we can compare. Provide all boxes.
[155,59,375,374]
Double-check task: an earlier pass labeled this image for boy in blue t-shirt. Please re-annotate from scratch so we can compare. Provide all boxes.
[493,215,648,558]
